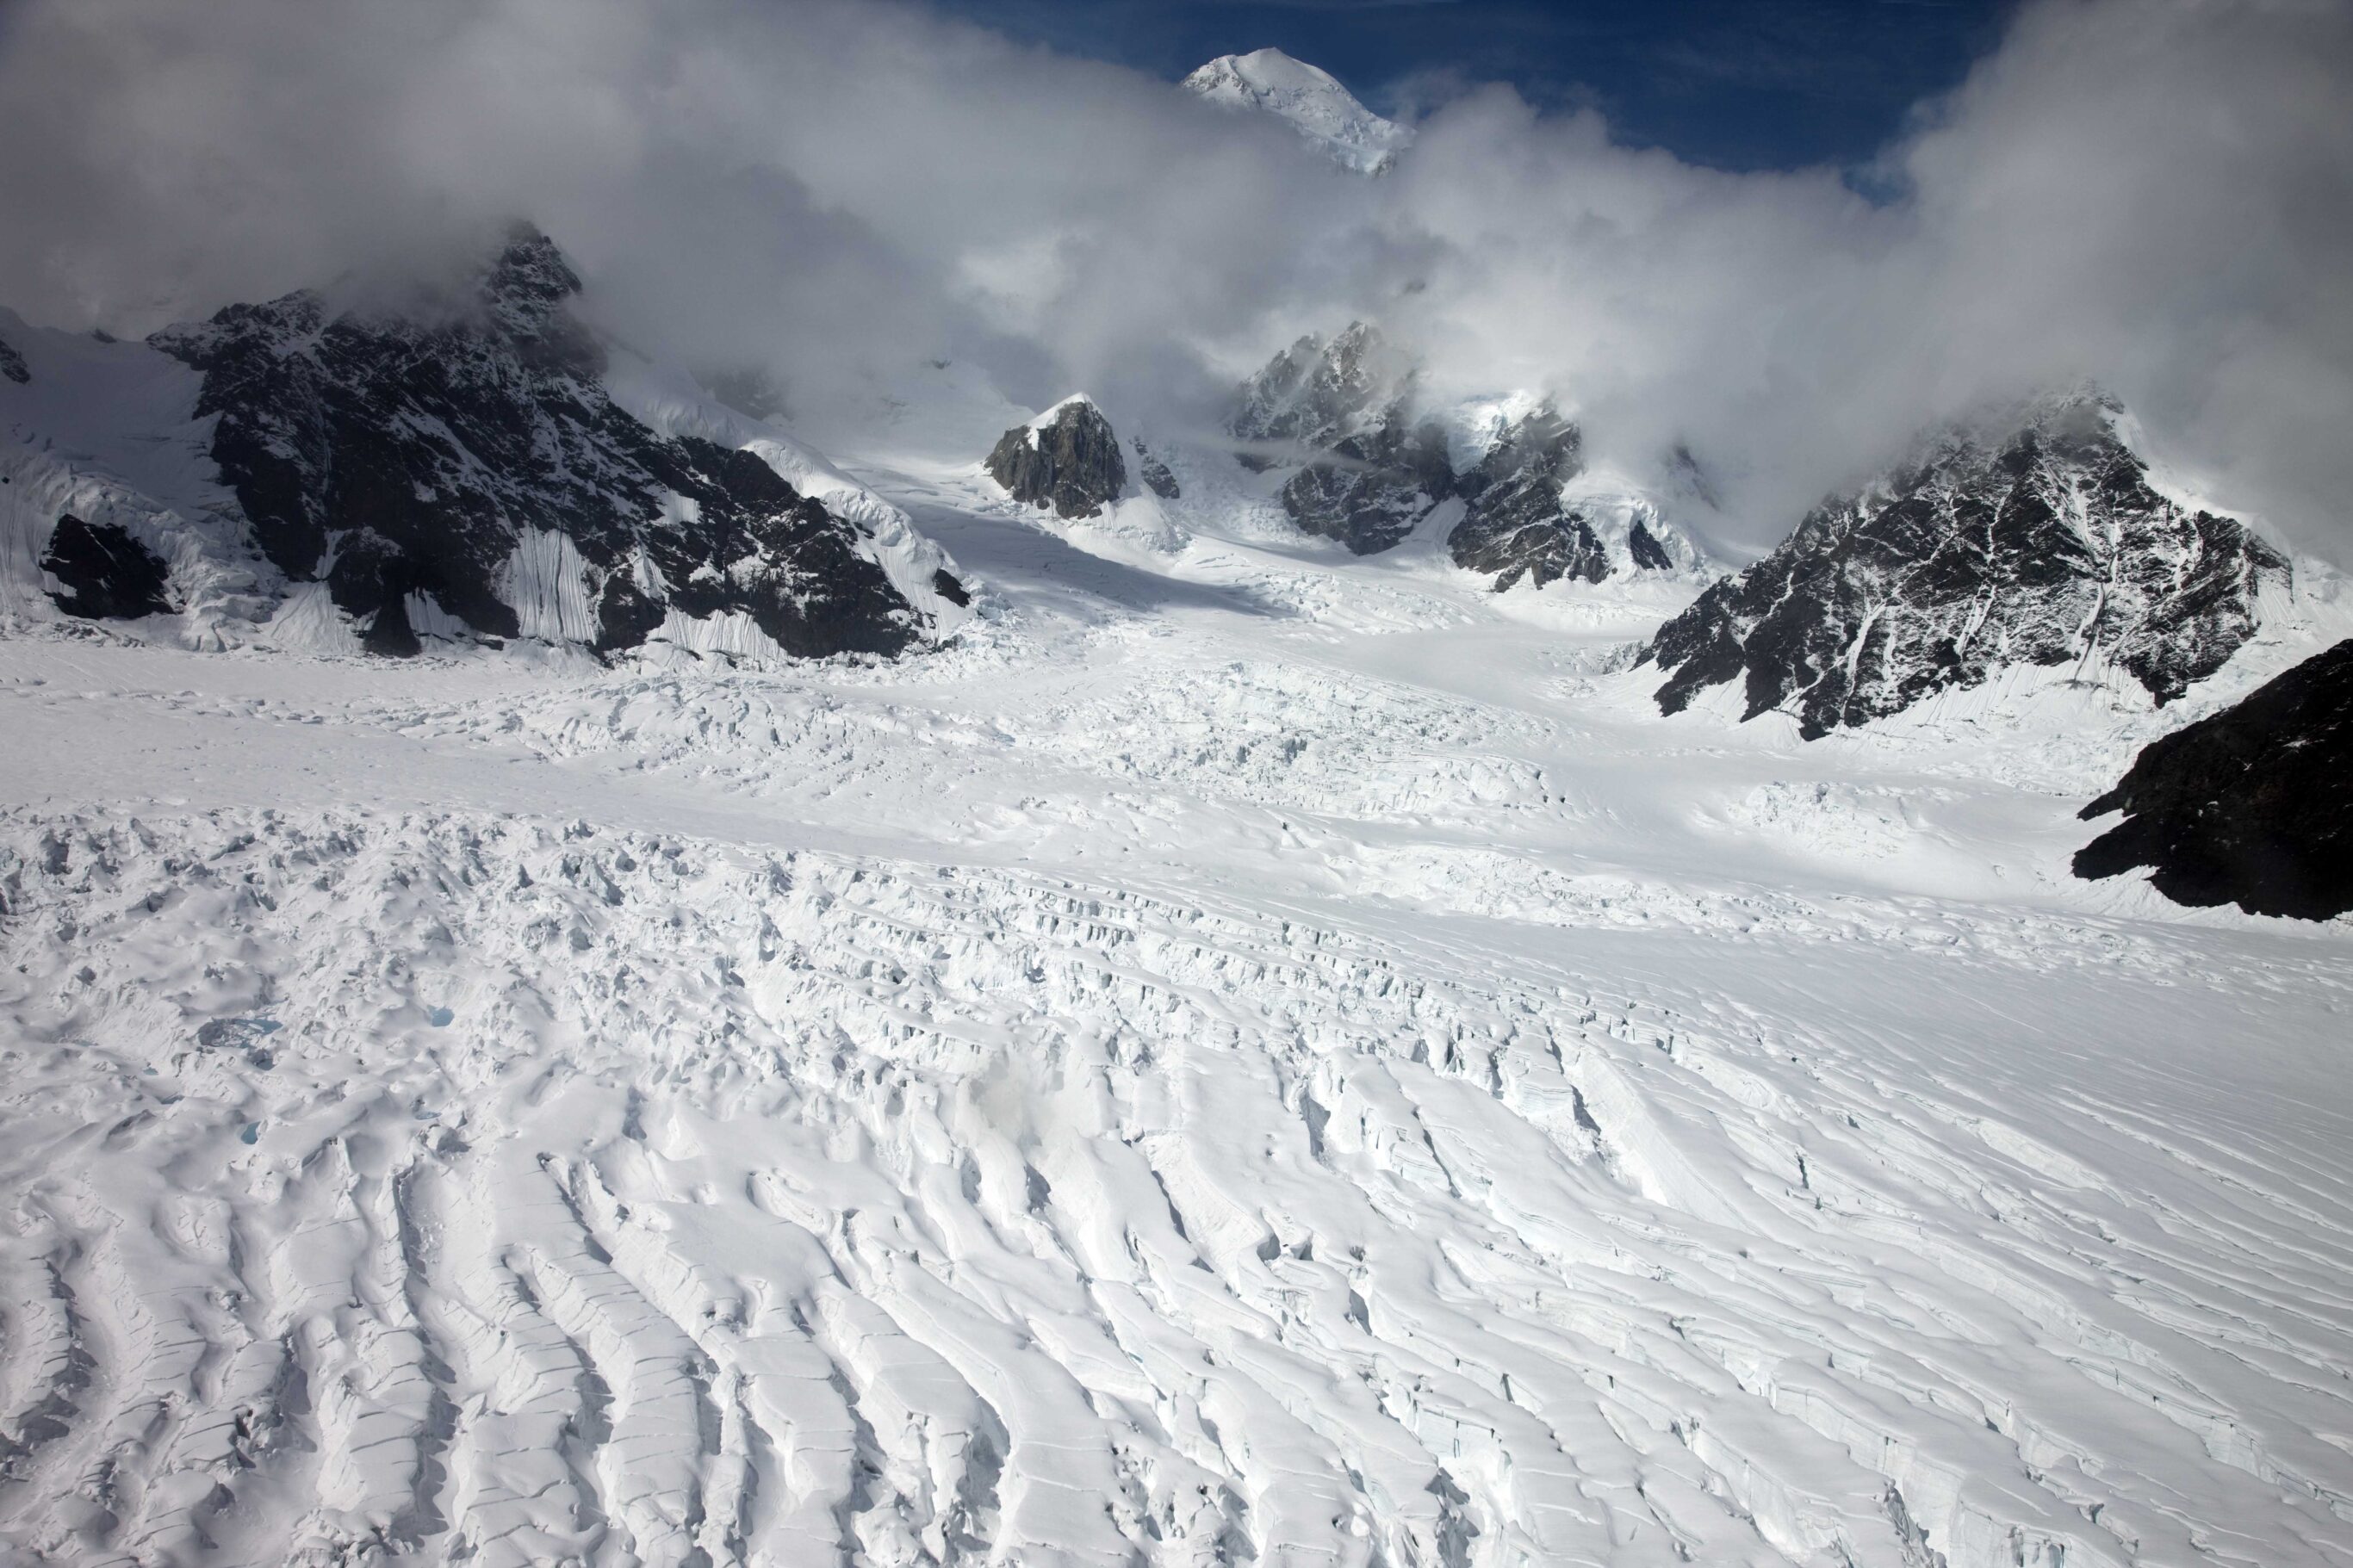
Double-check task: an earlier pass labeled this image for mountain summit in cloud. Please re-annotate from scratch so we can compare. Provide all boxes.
[1182,48,1412,174]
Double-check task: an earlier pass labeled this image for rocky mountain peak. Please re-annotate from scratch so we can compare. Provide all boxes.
[475,223,597,373]
[1467,404,1582,491]
[1642,388,2291,738]
[1230,325,1445,552]
[1444,406,1701,588]
[121,227,944,659]
[1236,323,1412,449]
[479,224,580,313]
[986,395,1128,519]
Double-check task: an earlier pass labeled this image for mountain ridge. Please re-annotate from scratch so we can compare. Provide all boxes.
[1,227,967,662]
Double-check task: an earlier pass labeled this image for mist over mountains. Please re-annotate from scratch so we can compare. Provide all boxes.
[1,0,2348,561]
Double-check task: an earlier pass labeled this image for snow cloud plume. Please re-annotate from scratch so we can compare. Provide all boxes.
[0,0,2346,555]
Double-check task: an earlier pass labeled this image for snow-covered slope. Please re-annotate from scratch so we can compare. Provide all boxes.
[0,308,272,647]
[1183,50,1414,175]
[1,418,2349,1566]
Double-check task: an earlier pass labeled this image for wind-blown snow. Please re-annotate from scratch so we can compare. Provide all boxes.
[1,436,2350,1567]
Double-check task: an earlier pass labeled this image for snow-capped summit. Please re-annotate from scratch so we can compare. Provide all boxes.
[1183,48,1413,175]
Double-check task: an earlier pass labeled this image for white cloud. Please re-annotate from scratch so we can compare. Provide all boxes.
[0,0,2344,557]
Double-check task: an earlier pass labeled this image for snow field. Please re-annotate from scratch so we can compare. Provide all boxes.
[0,431,2348,1566]
[3,787,2350,1566]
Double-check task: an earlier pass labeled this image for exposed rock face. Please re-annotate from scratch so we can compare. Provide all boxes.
[40,516,172,620]
[1628,521,1674,571]
[1234,324,1455,555]
[985,398,1127,519]
[1642,392,2290,739]
[1232,322,1410,456]
[1133,438,1180,499]
[2075,638,2353,920]
[0,336,26,385]
[1448,407,1608,589]
[146,226,928,659]
[1281,417,1456,555]
[1235,327,1700,577]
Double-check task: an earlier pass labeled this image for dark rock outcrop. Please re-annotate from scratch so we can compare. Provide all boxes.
[1279,416,1455,555]
[1447,407,1610,589]
[1232,322,1408,455]
[1233,323,1454,555]
[1133,439,1180,499]
[1628,520,1674,571]
[40,516,173,620]
[0,336,26,385]
[986,399,1127,519]
[2076,638,2353,920]
[1642,391,2289,739]
[146,225,928,659]
[1234,326,1694,576]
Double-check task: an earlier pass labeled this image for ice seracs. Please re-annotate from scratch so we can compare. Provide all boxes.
[1642,387,2292,738]
[1183,49,1413,175]
[2077,635,2353,919]
[1,226,967,660]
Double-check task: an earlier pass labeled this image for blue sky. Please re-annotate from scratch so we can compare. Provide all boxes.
[930,0,2016,170]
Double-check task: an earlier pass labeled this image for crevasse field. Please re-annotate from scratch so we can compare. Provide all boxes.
[3,429,2350,1568]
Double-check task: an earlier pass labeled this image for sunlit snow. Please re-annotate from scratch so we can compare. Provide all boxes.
[1183,50,1414,176]
[2,390,2350,1568]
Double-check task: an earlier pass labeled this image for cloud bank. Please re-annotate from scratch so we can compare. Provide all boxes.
[0,0,2344,557]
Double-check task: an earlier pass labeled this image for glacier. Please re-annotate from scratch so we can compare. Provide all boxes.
[1,398,2350,1568]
